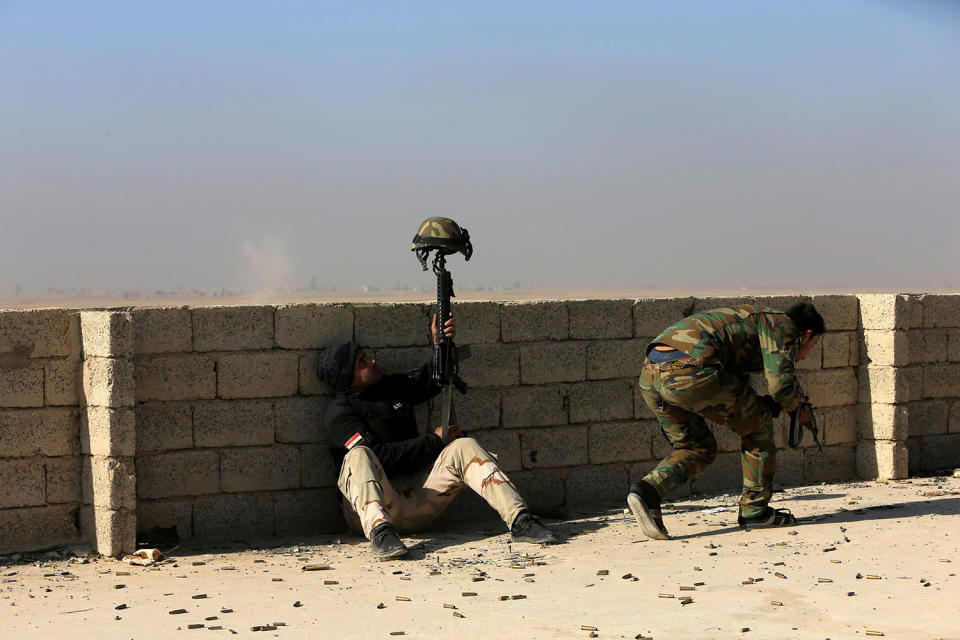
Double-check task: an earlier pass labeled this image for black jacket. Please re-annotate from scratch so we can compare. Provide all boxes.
[323,364,444,477]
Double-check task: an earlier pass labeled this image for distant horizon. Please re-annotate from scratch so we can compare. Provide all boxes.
[3,2,958,296]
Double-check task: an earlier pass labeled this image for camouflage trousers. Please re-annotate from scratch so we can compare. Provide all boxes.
[337,437,527,538]
[638,357,777,518]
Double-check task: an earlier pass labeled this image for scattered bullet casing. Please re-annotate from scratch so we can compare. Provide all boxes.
[169,609,188,615]
[443,604,456,609]
[395,596,410,601]
[865,632,885,637]
[679,586,695,591]
[114,584,125,589]
[693,582,705,587]
[581,625,598,631]
[866,575,881,580]
[511,594,526,600]
[771,601,783,606]
[453,612,465,618]
[221,566,235,571]
[596,570,609,576]
[188,624,204,629]
[324,580,338,585]
[302,564,331,571]
[220,609,234,614]
[621,573,633,580]
[680,597,693,605]
[115,604,127,610]
[192,594,208,599]
[658,593,674,599]
[818,578,833,583]
[462,592,477,597]
[499,596,509,601]
[390,632,405,636]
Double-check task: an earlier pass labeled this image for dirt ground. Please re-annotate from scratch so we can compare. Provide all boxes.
[2,474,959,640]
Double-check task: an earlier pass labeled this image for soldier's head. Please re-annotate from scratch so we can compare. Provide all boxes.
[786,302,826,362]
[317,342,381,391]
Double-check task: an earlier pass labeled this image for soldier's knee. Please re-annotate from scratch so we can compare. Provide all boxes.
[697,438,718,465]
[447,436,484,455]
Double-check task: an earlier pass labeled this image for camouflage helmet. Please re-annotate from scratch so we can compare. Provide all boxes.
[412,217,472,269]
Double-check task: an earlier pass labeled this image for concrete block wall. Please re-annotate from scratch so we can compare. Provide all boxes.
[0,310,83,554]
[2,295,959,555]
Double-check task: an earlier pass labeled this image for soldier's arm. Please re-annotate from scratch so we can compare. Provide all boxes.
[326,409,444,477]
[757,315,802,413]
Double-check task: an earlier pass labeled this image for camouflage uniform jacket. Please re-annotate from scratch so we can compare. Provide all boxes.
[649,304,803,412]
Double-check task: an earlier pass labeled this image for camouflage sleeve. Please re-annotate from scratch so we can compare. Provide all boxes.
[757,314,801,413]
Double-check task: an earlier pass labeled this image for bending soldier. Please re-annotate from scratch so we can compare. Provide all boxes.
[319,315,556,560]
[628,302,825,539]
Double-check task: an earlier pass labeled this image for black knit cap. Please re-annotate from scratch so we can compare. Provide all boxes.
[317,342,360,392]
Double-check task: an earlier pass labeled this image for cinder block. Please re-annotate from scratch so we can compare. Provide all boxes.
[44,357,80,406]
[775,448,806,487]
[275,396,328,443]
[589,421,653,463]
[520,342,585,384]
[857,441,908,479]
[923,363,960,398]
[689,452,741,495]
[193,399,275,447]
[298,352,327,396]
[136,403,192,453]
[918,433,960,471]
[859,403,908,441]
[519,426,588,469]
[80,311,133,357]
[566,464,628,505]
[453,302,501,344]
[460,344,519,387]
[501,385,566,428]
[0,505,81,555]
[948,329,960,363]
[135,355,216,402]
[950,399,960,433]
[804,445,856,483]
[861,330,909,366]
[0,408,78,457]
[83,456,136,510]
[45,457,81,504]
[82,407,136,456]
[137,499,192,541]
[451,387,500,430]
[472,429,522,473]
[634,297,695,337]
[275,304,353,349]
[217,352,298,399]
[693,296,757,312]
[811,295,859,331]
[372,346,431,375]
[355,304,431,348]
[908,328,947,364]
[275,488,345,535]
[220,445,300,492]
[0,362,44,407]
[508,468,566,510]
[300,444,339,488]
[567,379,634,423]
[906,436,920,475]
[193,306,274,351]
[923,295,960,328]
[907,400,949,437]
[502,301,567,342]
[586,339,645,380]
[192,493,274,541]
[81,507,136,557]
[799,368,857,407]
[858,293,921,330]
[137,450,219,499]
[0,309,79,358]
[82,357,135,408]
[569,300,633,340]
[708,421,742,453]
[821,332,854,369]
[131,307,192,354]
[820,404,858,445]
[0,460,46,508]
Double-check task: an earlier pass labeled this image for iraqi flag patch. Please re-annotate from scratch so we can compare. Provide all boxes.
[345,432,364,450]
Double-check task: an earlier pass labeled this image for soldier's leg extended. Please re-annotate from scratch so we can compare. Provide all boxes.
[393,437,527,532]
[337,446,402,538]
[638,361,719,497]
[691,372,777,520]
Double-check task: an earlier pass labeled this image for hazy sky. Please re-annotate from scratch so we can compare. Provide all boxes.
[2,1,959,295]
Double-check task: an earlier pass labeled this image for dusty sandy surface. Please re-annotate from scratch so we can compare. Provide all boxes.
[2,475,959,640]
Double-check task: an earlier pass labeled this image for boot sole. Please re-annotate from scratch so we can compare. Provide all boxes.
[511,533,558,545]
[374,546,409,561]
[627,492,670,540]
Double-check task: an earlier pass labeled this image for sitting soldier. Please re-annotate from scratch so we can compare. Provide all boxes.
[318,315,556,560]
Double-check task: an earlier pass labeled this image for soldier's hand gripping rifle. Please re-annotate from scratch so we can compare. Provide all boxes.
[788,380,823,452]
[412,217,473,443]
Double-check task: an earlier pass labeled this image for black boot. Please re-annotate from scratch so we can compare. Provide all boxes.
[369,523,408,560]
[737,507,796,530]
[627,481,670,540]
[511,511,557,544]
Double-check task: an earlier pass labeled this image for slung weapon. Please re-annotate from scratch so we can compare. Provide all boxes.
[788,380,822,452]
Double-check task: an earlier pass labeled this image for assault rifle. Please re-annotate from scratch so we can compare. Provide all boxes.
[788,380,822,452]
[412,217,473,443]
